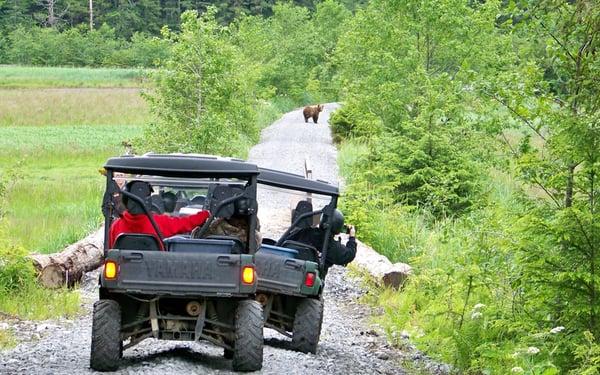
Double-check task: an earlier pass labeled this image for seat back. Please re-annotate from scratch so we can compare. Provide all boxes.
[281,240,319,262]
[204,235,244,254]
[291,200,313,229]
[164,236,241,254]
[114,233,161,251]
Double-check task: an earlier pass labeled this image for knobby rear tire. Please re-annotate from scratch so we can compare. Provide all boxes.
[90,299,122,372]
[291,297,324,354]
[232,300,264,372]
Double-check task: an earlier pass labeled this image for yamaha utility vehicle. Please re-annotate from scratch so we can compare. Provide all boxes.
[91,154,263,372]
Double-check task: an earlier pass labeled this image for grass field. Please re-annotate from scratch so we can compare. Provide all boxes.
[0,65,146,254]
[0,65,148,88]
[1,125,141,253]
[0,88,150,126]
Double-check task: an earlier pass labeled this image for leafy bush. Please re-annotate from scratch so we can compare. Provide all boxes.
[0,241,36,295]
[140,9,259,157]
[104,32,171,67]
[570,332,600,375]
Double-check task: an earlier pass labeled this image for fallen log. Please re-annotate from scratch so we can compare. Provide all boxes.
[339,234,412,289]
[29,228,105,288]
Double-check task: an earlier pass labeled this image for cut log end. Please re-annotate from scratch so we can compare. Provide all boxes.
[342,234,412,289]
[39,264,66,289]
[28,228,105,289]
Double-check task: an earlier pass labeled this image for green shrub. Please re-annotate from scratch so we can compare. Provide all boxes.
[570,332,600,375]
[329,106,356,143]
[140,9,259,158]
[0,239,35,295]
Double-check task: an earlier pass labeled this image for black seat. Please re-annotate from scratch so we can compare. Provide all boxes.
[151,195,165,213]
[205,235,244,254]
[291,200,314,228]
[114,234,161,251]
[191,195,206,206]
[278,200,315,246]
[281,240,319,262]
[262,238,277,245]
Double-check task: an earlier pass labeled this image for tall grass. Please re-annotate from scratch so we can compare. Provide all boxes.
[0,65,149,88]
[0,286,81,320]
[0,125,141,253]
[0,88,150,126]
[337,139,369,183]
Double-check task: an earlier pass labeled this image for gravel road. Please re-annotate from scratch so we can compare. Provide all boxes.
[0,104,447,375]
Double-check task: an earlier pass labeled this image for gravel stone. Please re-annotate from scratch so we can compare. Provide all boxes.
[0,104,448,375]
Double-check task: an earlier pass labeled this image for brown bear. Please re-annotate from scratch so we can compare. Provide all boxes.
[303,104,324,123]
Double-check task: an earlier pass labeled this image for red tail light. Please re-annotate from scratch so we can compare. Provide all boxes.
[304,272,316,288]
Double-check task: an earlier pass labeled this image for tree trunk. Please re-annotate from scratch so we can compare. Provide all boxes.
[339,234,412,289]
[89,0,94,31]
[29,228,104,288]
[565,163,576,207]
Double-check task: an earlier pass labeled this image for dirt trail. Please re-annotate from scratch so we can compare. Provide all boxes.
[0,105,444,374]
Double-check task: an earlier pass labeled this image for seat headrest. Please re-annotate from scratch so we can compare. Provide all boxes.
[123,180,153,215]
[292,200,313,228]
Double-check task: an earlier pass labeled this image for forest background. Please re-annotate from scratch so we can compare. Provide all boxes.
[0,0,599,374]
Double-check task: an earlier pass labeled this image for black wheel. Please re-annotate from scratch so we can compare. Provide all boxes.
[90,299,122,371]
[232,300,264,372]
[291,297,324,354]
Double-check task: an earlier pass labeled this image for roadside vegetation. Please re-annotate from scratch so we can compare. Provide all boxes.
[0,174,81,341]
[332,0,600,373]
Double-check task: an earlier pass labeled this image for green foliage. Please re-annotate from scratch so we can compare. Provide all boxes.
[331,0,509,216]
[0,240,35,295]
[257,3,321,102]
[141,9,259,157]
[335,0,600,373]
[570,332,600,375]
[4,25,170,67]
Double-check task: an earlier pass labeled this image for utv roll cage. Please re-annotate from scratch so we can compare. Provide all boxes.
[102,153,261,255]
[257,167,339,275]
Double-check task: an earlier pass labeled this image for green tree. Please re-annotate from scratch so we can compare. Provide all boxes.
[494,1,600,367]
[333,0,508,215]
[141,9,259,157]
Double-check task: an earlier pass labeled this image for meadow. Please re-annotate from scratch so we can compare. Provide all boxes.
[0,65,148,88]
[0,65,147,254]
[0,88,149,126]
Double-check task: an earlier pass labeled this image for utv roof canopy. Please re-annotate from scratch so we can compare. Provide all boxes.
[257,167,339,197]
[104,153,260,178]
